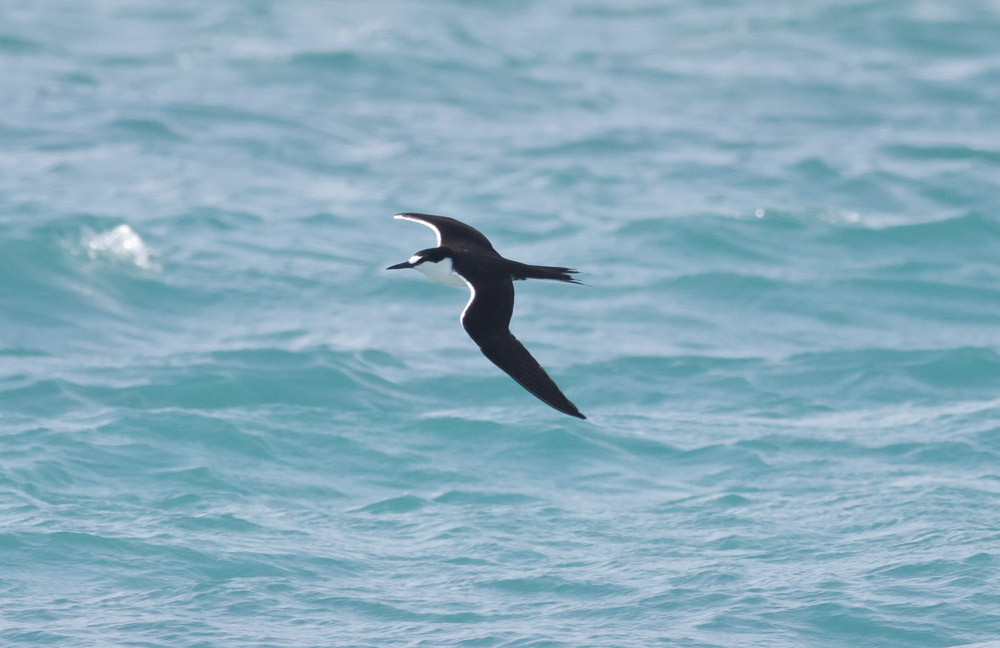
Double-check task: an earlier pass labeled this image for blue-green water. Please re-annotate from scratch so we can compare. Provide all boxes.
[3,2,1000,646]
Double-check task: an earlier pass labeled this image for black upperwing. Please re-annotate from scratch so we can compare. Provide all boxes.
[394,213,498,253]
[459,270,585,420]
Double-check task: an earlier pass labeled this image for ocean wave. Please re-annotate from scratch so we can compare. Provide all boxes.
[78,223,159,270]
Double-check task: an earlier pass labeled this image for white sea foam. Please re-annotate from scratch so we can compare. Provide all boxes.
[81,224,158,270]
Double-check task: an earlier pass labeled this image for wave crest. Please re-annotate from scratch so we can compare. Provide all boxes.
[81,224,158,271]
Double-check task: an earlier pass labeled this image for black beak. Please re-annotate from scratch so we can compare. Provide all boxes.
[386,261,413,270]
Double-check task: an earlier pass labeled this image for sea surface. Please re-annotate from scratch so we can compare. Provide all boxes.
[2,2,1000,647]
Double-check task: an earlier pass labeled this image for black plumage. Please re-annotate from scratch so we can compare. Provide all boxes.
[387,213,585,419]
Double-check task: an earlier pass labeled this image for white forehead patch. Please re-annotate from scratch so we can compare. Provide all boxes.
[408,254,423,265]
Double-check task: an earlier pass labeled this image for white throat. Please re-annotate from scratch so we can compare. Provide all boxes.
[415,258,467,288]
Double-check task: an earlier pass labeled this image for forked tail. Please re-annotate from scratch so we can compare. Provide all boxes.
[507,260,583,284]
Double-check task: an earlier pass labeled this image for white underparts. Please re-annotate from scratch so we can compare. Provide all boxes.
[415,258,468,288]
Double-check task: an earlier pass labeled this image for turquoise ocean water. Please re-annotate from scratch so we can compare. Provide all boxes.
[3,2,1000,646]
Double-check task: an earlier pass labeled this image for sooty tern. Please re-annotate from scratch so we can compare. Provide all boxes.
[387,213,586,419]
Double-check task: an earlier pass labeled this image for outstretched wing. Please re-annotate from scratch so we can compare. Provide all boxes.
[395,213,498,252]
[475,331,586,419]
[459,274,585,419]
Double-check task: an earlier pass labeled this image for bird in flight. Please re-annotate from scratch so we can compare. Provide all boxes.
[387,213,586,419]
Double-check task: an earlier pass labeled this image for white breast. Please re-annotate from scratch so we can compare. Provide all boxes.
[415,258,468,288]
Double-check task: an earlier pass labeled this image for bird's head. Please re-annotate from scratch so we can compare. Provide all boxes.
[387,247,465,287]
[386,247,448,270]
